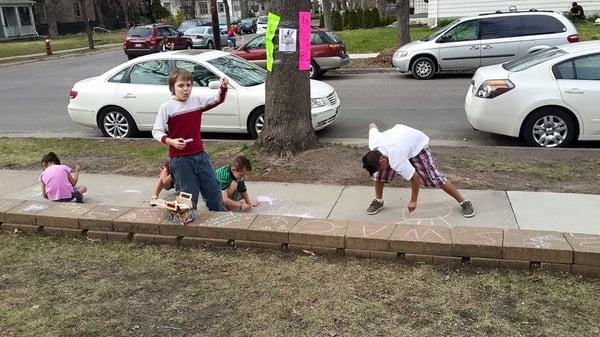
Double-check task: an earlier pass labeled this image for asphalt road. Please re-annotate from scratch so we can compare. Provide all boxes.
[0,49,591,147]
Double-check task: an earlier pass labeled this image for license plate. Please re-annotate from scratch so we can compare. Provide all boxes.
[135,43,142,47]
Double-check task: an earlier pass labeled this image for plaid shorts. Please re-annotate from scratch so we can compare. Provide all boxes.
[372,146,448,187]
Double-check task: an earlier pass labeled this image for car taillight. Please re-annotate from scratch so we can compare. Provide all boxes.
[567,34,580,43]
[69,90,78,99]
[475,79,514,99]
[150,36,157,46]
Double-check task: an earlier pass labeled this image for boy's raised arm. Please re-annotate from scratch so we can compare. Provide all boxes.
[368,122,380,150]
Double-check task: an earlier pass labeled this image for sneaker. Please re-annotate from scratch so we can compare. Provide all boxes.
[366,199,384,215]
[460,200,475,218]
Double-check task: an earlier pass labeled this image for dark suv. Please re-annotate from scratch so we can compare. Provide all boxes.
[123,24,192,59]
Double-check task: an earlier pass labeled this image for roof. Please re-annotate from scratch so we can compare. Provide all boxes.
[0,0,35,5]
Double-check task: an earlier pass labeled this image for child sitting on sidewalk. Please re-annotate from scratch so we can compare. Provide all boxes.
[151,160,174,200]
[215,155,258,211]
[40,152,87,203]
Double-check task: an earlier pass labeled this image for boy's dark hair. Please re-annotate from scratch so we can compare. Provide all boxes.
[41,152,61,166]
[231,155,252,171]
[168,68,193,95]
[362,150,382,176]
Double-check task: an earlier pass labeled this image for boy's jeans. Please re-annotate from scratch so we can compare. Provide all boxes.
[169,152,224,211]
[228,37,236,48]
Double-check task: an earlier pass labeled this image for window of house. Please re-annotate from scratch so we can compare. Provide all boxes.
[18,7,32,26]
[198,3,208,15]
[218,2,225,13]
[73,1,82,17]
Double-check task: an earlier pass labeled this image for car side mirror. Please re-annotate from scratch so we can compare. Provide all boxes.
[178,31,183,37]
[208,81,221,89]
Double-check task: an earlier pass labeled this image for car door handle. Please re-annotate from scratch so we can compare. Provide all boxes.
[482,45,492,49]
[565,88,584,94]
[123,93,136,99]
[469,45,479,50]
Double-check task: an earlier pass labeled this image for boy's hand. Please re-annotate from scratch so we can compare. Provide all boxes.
[220,77,229,88]
[240,202,251,211]
[407,201,417,214]
[250,201,259,207]
[75,164,80,173]
[168,138,186,150]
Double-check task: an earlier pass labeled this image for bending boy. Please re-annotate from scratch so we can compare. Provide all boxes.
[362,123,475,217]
[215,155,259,211]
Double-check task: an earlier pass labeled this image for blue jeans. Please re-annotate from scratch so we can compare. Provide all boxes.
[228,36,236,48]
[169,152,224,211]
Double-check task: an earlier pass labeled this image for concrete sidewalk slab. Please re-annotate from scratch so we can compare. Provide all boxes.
[329,186,517,229]
[508,191,600,235]
[0,170,39,196]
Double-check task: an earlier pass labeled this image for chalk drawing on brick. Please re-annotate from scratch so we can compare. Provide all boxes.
[523,234,564,249]
[204,213,246,227]
[362,224,392,238]
[254,195,315,218]
[566,233,600,248]
[256,216,292,231]
[297,220,337,234]
[22,204,48,213]
[403,228,448,242]
[396,202,453,227]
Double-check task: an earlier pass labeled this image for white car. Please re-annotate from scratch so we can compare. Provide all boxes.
[465,41,600,148]
[68,50,341,138]
[256,15,268,34]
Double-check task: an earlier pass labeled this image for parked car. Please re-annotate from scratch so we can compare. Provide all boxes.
[183,26,228,49]
[230,28,350,78]
[237,18,257,34]
[67,50,341,139]
[179,18,211,32]
[465,41,600,148]
[256,15,268,34]
[123,24,192,59]
[392,9,580,80]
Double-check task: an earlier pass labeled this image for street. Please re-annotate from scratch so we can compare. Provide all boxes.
[0,49,590,147]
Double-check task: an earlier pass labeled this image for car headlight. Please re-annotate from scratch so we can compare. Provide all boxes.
[311,98,326,108]
[394,50,408,58]
[475,79,515,99]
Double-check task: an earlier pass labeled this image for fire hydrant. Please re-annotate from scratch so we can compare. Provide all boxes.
[44,37,53,56]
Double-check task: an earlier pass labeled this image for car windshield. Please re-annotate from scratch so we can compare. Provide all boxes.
[325,31,342,43]
[420,19,459,41]
[185,27,208,35]
[127,27,151,38]
[503,47,568,72]
[257,16,268,24]
[241,19,253,24]
[207,55,266,87]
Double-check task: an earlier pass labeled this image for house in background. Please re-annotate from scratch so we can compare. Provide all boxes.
[426,0,600,26]
[33,0,96,36]
[0,0,38,40]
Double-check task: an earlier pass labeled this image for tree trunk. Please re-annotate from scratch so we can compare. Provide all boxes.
[340,0,347,11]
[81,0,95,49]
[120,0,129,29]
[45,3,58,38]
[396,0,410,48]
[258,0,320,156]
[375,0,385,15]
[240,0,249,18]
[361,0,368,10]
[312,0,318,13]
[322,0,332,30]
[209,0,221,49]
[223,0,231,28]
[94,0,104,27]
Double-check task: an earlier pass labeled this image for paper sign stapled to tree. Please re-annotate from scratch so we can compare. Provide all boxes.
[266,12,281,72]
[279,28,297,52]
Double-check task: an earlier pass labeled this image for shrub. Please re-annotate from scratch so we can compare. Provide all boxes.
[319,13,324,28]
[356,8,364,28]
[332,10,343,31]
[438,17,457,27]
[371,8,380,27]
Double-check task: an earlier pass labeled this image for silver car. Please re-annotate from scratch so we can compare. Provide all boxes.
[183,26,228,49]
[393,10,580,80]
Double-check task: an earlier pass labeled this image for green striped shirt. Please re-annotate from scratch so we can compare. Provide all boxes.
[215,164,247,192]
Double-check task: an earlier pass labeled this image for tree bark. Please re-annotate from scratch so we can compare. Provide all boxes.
[312,0,318,13]
[396,0,410,48]
[81,0,95,49]
[239,0,249,18]
[93,0,104,27]
[361,0,368,10]
[375,0,385,15]
[258,0,320,156]
[223,0,231,28]
[322,0,332,30]
[209,0,221,49]
[45,2,58,38]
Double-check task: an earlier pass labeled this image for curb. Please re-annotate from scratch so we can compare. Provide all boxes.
[332,67,397,74]
[0,43,122,67]
[1,198,599,278]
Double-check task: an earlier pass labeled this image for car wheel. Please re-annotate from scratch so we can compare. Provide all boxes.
[207,40,213,49]
[160,43,167,52]
[309,60,321,79]
[186,43,192,49]
[99,107,138,138]
[411,56,436,80]
[522,108,577,148]
[248,107,265,139]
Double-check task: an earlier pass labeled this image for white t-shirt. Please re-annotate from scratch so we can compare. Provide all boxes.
[368,124,429,180]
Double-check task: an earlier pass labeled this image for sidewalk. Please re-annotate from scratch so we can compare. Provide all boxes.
[2,169,599,235]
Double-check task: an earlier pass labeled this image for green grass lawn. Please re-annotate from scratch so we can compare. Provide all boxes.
[1,232,599,337]
[0,30,126,58]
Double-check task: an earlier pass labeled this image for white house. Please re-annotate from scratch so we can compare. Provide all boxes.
[427,0,600,26]
[160,0,266,20]
[0,0,38,40]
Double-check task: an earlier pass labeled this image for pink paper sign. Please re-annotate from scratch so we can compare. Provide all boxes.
[298,11,311,71]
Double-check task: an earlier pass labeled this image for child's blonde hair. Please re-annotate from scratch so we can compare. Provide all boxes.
[168,69,193,95]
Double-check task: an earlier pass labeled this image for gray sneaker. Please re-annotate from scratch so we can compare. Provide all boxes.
[366,199,384,215]
[461,200,475,218]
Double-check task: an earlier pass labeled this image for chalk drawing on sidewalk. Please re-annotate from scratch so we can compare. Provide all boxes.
[396,202,453,227]
[253,195,315,218]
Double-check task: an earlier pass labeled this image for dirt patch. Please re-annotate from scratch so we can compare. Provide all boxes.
[38,139,600,195]
[347,48,395,68]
